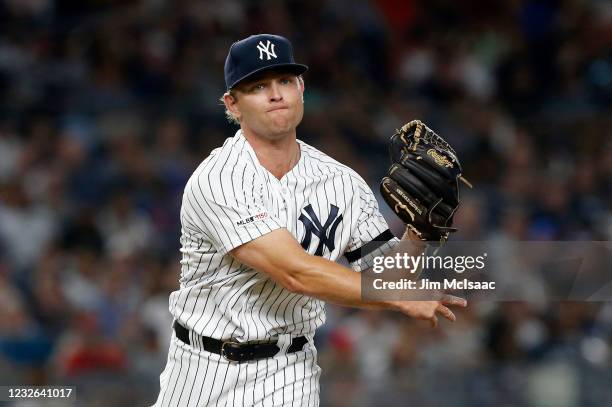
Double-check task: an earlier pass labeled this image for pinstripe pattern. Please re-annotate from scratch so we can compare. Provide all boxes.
[155,334,321,406]
[154,130,394,406]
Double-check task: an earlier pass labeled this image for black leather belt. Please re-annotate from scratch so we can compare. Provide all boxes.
[173,321,308,362]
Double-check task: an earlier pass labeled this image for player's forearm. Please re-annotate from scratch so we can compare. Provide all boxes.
[288,228,425,310]
[287,254,394,310]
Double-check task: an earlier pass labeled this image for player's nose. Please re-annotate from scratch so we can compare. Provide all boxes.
[268,81,283,102]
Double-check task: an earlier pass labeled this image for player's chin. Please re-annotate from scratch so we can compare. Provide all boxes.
[268,117,298,134]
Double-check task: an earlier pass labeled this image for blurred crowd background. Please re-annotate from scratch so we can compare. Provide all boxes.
[0,0,611,405]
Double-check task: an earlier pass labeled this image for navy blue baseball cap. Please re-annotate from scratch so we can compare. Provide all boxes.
[224,34,308,90]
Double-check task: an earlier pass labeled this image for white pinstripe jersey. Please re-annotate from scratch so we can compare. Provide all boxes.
[169,130,396,342]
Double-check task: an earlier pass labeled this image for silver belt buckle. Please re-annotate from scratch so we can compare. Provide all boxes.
[221,340,241,362]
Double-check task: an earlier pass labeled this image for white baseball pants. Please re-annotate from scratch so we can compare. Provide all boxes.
[153,332,321,406]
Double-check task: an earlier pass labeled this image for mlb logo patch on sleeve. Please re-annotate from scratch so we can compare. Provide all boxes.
[236,212,269,226]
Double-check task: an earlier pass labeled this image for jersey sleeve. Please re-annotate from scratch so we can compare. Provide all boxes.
[181,163,283,255]
[344,178,399,272]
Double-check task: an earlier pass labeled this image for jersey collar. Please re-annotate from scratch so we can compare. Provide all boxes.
[236,129,304,183]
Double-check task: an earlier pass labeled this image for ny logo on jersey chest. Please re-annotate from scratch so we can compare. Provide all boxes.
[298,204,343,256]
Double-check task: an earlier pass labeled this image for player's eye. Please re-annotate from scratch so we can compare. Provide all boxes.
[280,77,293,85]
[250,83,266,91]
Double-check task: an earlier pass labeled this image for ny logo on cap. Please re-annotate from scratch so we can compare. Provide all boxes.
[257,40,277,60]
[299,204,343,256]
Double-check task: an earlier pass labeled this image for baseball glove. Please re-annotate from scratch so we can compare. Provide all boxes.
[380,120,471,243]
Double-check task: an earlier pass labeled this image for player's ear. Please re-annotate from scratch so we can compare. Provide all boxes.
[223,91,241,120]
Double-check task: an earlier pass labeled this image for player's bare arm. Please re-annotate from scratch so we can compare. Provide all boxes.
[230,228,467,327]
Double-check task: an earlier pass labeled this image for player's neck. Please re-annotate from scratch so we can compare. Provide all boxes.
[242,129,300,180]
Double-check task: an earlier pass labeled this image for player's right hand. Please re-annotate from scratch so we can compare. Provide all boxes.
[392,294,467,328]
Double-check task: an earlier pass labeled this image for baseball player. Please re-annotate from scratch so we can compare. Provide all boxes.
[154,34,467,407]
